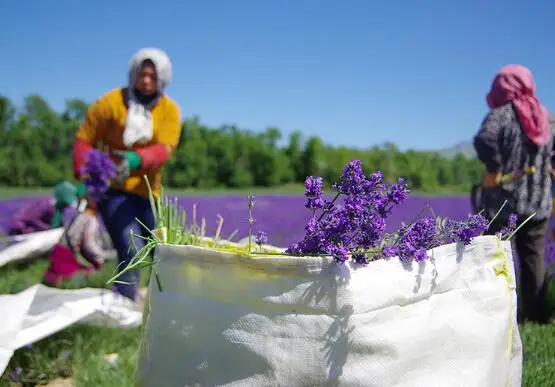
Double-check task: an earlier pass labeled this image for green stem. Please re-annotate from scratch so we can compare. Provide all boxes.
[504,212,536,241]
[392,205,430,245]
[248,209,253,254]
[317,192,341,221]
[488,200,508,229]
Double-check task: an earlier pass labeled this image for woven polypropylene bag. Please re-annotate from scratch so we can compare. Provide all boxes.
[547,216,555,277]
[135,235,522,387]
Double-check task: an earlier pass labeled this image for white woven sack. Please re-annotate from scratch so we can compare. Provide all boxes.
[135,235,522,387]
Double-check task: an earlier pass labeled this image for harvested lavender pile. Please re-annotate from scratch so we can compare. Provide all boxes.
[280,160,512,265]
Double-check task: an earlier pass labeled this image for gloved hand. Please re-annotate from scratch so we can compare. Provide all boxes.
[112,150,141,185]
[76,182,88,199]
[482,171,501,189]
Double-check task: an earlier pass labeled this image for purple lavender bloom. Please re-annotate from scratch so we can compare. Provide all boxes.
[498,213,518,237]
[81,149,117,203]
[248,195,255,209]
[367,170,385,187]
[288,159,412,263]
[389,217,438,262]
[255,230,268,246]
[284,159,494,265]
[388,178,410,205]
[304,176,325,210]
[352,252,369,265]
[9,367,22,381]
[382,245,398,258]
[409,217,438,248]
[442,214,489,245]
[374,178,409,217]
[454,214,489,245]
[343,195,366,218]
[396,241,428,263]
[357,214,386,248]
[333,160,366,195]
[329,245,349,263]
[508,213,518,229]
[285,243,300,254]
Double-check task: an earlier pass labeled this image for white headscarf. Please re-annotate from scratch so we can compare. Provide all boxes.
[123,48,173,148]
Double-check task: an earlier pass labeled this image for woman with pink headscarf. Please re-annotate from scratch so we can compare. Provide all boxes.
[474,64,553,324]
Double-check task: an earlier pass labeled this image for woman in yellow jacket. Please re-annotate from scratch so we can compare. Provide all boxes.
[72,48,182,300]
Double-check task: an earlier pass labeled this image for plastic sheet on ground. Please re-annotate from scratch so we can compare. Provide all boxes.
[0,228,64,268]
[0,227,118,269]
[0,284,142,377]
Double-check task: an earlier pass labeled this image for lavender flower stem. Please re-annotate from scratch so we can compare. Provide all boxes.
[247,195,255,253]
[392,205,430,246]
[248,212,252,253]
[487,200,508,229]
[317,192,341,222]
[505,212,535,241]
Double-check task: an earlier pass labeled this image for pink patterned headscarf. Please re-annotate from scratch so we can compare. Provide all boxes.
[487,64,550,147]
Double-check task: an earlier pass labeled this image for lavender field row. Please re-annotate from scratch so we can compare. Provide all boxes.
[0,195,477,248]
[2,194,554,264]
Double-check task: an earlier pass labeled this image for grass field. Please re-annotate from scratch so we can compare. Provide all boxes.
[0,260,146,387]
[0,258,554,386]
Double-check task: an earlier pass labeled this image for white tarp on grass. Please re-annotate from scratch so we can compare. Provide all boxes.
[0,228,118,269]
[0,284,142,377]
[0,228,64,268]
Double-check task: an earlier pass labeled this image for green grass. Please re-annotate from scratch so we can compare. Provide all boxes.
[0,258,553,386]
[0,187,54,200]
[0,260,148,387]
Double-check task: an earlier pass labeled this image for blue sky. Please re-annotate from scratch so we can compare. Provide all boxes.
[1,0,554,151]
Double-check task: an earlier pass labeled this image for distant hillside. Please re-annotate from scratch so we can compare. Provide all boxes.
[437,141,475,159]
[437,112,554,159]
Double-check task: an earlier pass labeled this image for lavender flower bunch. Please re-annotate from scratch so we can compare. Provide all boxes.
[382,214,489,263]
[283,159,491,265]
[81,149,117,202]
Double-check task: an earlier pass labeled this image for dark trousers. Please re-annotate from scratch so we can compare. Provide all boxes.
[99,189,155,301]
[488,218,550,323]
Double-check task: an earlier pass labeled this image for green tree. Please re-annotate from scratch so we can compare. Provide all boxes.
[0,94,484,194]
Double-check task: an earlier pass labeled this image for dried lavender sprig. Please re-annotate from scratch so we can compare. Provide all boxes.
[247,195,255,252]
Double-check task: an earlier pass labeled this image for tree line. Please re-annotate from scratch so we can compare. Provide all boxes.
[0,95,484,193]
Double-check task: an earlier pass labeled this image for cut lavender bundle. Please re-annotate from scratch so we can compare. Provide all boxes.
[275,159,497,264]
[81,149,117,202]
[283,159,412,263]
[382,213,489,263]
